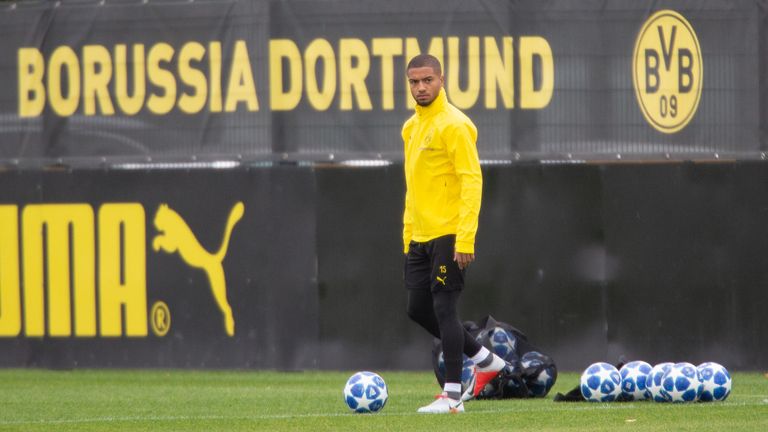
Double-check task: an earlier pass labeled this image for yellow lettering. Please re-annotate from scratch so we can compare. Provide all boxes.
[147,43,176,115]
[0,206,21,337]
[484,36,514,109]
[304,38,336,111]
[404,37,444,109]
[82,45,115,116]
[178,42,208,114]
[446,36,480,109]
[16,37,549,117]
[48,46,80,117]
[98,204,147,337]
[270,39,303,111]
[372,38,402,111]
[17,48,45,118]
[209,41,223,112]
[22,205,95,337]
[339,38,372,111]
[225,40,258,112]
[520,36,554,109]
[114,44,146,116]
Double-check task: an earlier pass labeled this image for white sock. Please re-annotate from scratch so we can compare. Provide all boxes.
[444,382,462,394]
[479,353,506,372]
[471,347,505,372]
[444,382,462,400]
[470,346,491,364]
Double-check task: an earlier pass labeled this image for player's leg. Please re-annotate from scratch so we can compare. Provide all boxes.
[406,290,499,365]
[407,277,502,401]
[406,241,462,413]
[406,288,481,356]
[425,236,505,402]
[406,289,440,337]
[462,347,506,401]
[432,282,506,400]
[431,289,465,396]
[416,288,467,413]
[417,235,466,413]
[404,241,440,336]
[405,243,491,410]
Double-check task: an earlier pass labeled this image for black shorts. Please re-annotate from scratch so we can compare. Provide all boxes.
[404,234,465,292]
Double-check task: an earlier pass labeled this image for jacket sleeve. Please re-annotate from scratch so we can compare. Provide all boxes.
[402,121,414,254]
[403,190,413,254]
[445,121,481,254]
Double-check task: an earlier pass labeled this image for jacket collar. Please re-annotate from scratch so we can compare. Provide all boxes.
[415,88,447,118]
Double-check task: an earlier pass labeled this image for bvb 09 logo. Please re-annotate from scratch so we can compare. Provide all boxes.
[633,10,702,133]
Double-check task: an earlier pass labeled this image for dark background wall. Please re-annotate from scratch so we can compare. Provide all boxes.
[316,163,768,371]
[0,163,766,370]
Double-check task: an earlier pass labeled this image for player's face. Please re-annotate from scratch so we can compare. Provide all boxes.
[407,66,443,106]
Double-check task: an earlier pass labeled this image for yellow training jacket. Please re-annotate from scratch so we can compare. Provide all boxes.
[402,88,482,254]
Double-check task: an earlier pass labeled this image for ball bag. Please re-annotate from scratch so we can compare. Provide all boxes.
[431,315,558,399]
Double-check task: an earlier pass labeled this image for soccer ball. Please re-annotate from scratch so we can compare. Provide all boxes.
[697,362,732,402]
[436,353,476,390]
[661,362,702,402]
[521,351,557,397]
[487,327,517,361]
[647,362,674,402]
[343,371,388,413]
[619,360,652,401]
[580,362,622,402]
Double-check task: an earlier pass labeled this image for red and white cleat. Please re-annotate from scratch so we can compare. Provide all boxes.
[461,358,505,401]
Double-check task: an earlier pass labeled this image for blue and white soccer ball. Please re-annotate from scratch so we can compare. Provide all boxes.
[487,327,517,362]
[436,353,476,391]
[647,362,674,402]
[697,362,732,402]
[343,371,388,413]
[521,351,557,397]
[619,360,652,401]
[661,362,702,403]
[580,362,622,402]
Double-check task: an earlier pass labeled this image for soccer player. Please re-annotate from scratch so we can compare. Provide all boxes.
[402,54,505,414]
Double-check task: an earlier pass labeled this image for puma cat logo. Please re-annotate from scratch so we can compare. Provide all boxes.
[152,202,245,336]
[436,276,447,285]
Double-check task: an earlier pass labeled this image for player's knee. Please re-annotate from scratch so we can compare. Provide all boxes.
[431,292,460,323]
[406,301,430,325]
[431,301,457,323]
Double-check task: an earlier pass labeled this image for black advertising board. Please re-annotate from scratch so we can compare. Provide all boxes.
[1,164,767,369]
[0,0,765,164]
[0,167,318,368]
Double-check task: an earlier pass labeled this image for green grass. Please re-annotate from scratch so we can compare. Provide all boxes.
[0,369,766,431]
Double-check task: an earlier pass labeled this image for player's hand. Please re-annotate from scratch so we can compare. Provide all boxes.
[453,252,475,270]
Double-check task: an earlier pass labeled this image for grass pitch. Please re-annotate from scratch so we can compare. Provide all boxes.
[0,369,766,431]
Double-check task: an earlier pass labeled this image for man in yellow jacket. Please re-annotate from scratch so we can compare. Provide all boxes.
[403,54,505,414]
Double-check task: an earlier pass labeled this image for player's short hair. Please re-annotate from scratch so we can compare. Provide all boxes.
[407,54,442,75]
